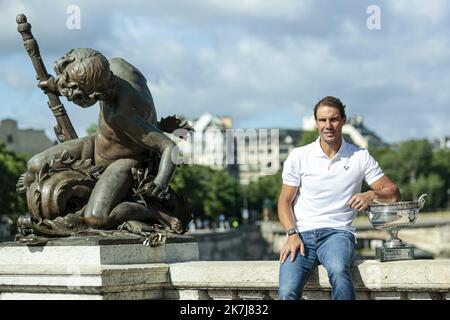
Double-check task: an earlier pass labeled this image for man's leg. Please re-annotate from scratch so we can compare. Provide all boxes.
[279,231,318,300]
[316,229,356,300]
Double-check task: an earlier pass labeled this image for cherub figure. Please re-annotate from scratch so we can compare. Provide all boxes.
[19,48,189,234]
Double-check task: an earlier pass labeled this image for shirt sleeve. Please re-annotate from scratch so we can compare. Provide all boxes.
[364,150,384,185]
[282,149,301,186]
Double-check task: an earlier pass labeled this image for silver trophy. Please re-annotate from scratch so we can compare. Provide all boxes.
[366,194,427,262]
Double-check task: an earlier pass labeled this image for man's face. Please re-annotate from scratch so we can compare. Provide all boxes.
[315,105,346,144]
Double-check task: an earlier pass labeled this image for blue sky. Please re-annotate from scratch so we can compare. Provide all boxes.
[1,0,449,143]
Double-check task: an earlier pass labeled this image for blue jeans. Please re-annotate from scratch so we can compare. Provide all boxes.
[279,228,356,300]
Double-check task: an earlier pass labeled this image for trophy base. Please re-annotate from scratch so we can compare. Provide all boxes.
[376,246,414,262]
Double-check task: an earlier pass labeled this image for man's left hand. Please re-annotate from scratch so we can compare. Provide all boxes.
[347,191,375,211]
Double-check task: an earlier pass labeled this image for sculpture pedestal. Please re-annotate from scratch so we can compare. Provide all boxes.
[0,234,198,300]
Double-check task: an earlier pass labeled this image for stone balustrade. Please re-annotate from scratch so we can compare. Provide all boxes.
[1,237,449,300]
[2,259,449,300]
[166,260,450,300]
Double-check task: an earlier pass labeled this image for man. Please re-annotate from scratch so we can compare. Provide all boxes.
[278,96,400,300]
[21,48,182,231]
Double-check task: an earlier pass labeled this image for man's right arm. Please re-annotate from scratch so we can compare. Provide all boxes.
[278,184,305,264]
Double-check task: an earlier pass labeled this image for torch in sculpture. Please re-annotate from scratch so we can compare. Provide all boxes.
[16,13,77,143]
[365,194,427,262]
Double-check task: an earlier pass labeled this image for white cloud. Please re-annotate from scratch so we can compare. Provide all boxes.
[389,0,449,24]
[202,0,313,21]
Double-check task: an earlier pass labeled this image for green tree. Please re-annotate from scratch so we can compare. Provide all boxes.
[370,141,449,210]
[204,169,240,219]
[403,174,445,210]
[170,164,210,218]
[86,123,98,136]
[431,149,450,209]
[298,130,318,146]
[398,139,433,186]
[369,146,402,184]
[244,170,282,219]
[0,143,27,235]
[170,164,240,220]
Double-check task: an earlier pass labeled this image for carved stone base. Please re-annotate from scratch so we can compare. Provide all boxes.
[0,235,198,299]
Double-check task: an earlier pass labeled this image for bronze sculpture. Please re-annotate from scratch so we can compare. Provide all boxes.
[14,14,193,245]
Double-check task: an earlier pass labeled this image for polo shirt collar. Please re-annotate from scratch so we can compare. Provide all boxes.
[313,137,348,159]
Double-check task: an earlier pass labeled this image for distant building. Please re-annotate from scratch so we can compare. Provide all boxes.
[0,119,54,156]
[238,128,301,185]
[430,136,450,150]
[179,113,238,176]
[178,113,301,185]
[279,129,302,162]
[302,115,386,148]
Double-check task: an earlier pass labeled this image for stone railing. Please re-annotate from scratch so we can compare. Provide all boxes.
[1,237,449,300]
[165,260,450,300]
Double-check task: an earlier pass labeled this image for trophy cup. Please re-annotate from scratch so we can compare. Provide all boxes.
[366,194,427,262]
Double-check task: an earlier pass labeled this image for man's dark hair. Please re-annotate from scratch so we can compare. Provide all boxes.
[313,96,346,120]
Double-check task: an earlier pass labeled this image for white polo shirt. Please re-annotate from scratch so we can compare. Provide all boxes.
[282,137,384,235]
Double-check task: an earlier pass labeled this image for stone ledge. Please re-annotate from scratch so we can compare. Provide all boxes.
[169,259,450,292]
[169,261,277,288]
[0,242,199,265]
[1,290,163,300]
[0,239,195,300]
[0,264,169,292]
[1,240,449,300]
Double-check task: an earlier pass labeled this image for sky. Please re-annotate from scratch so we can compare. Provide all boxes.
[0,0,449,144]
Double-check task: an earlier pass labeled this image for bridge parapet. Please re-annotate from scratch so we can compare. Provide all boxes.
[167,260,450,300]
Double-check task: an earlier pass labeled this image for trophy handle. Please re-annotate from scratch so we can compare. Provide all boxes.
[418,194,427,209]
